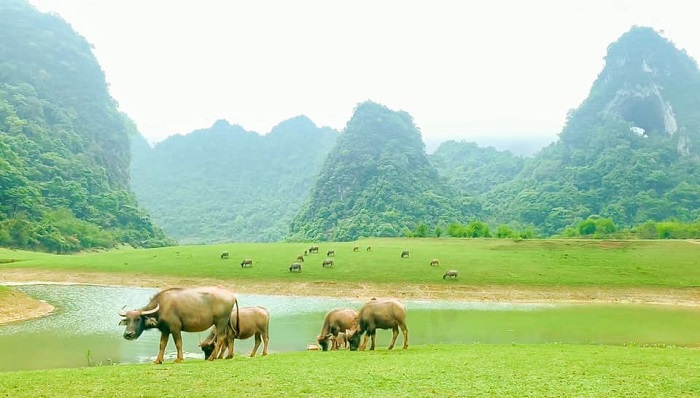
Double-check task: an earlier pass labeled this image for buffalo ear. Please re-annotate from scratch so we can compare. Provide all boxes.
[118,319,127,326]
[145,317,159,327]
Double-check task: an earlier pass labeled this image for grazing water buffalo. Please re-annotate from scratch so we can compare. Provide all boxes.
[400,250,410,258]
[289,262,302,272]
[366,246,372,252]
[118,286,240,364]
[326,250,335,257]
[353,245,359,252]
[220,251,229,259]
[309,245,319,253]
[430,258,440,267]
[347,298,408,351]
[443,270,458,279]
[240,258,253,267]
[322,258,334,268]
[199,306,270,359]
[316,308,359,351]
[296,255,305,262]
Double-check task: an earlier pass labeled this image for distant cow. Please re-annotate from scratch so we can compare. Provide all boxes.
[322,258,334,268]
[199,306,270,359]
[289,263,302,272]
[366,246,372,252]
[443,270,458,279]
[430,258,440,267]
[353,245,359,252]
[296,255,305,262]
[347,298,408,351]
[220,251,229,260]
[400,250,410,258]
[327,250,335,257]
[316,308,359,351]
[240,258,253,267]
[309,246,319,253]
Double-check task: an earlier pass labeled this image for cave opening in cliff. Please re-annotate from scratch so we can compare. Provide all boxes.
[619,96,666,137]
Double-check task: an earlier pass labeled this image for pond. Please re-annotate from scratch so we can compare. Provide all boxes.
[0,284,698,372]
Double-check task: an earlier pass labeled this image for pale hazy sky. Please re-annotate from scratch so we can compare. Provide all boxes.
[27,0,700,148]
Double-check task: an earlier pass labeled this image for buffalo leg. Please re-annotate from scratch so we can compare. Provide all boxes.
[360,333,370,351]
[369,332,377,350]
[154,332,169,364]
[402,325,409,349]
[251,333,261,357]
[172,330,184,363]
[262,332,269,356]
[388,326,399,350]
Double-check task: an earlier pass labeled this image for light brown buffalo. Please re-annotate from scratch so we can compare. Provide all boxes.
[316,308,359,351]
[322,258,334,268]
[118,286,239,364]
[199,306,270,359]
[443,270,458,279]
[347,298,408,351]
[430,258,440,267]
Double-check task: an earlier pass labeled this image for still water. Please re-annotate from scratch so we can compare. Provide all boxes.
[1,284,698,372]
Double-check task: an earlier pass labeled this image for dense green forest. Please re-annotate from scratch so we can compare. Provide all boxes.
[130,117,338,243]
[0,0,171,252]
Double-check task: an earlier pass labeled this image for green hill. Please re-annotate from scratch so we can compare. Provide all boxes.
[0,0,171,252]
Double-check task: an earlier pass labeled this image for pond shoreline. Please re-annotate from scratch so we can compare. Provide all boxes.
[1,268,698,324]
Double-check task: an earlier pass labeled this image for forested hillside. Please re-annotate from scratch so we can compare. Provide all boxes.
[478,26,700,235]
[0,0,171,252]
[289,101,470,241]
[130,117,338,243]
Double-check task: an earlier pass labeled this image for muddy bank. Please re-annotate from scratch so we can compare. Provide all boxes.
[0,287,54,325]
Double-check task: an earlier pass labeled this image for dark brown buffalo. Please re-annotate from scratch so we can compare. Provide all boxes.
[366,246,372,252]
[400,250,410,258]
[220,251,229,259]
[322,258,334,268]
[289,262,302,272]
[353,245,359,252]
[309,245,319,253]
[443,270,458,279]
[327,250,335,256]
[316,308,359,351]
[118,286,240,364]
[240,258,253,267]
[199,306,270,359]
[347,298,408,351]
[296,254,305,262]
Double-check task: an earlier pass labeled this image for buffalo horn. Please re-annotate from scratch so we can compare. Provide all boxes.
[140,303,160,315]
[118,305,127,317]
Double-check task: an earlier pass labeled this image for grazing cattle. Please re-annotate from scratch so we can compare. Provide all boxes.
[199,306,270,359]
[240,258,253,267]
[430,258,440,267]
[118,286,240,364]
[296,255,305,262]
[400,250,410,258]
[304,250,308,256]
[220,251,229,260]
[347,298,408,351]
[443,270,458,279]
[322,258,334,268]
[309,245,319,253]
[366,246,372,252]
[327,250,335,257]
[316,308,359,351]
[353,245,359,252]
[289,262,302,272]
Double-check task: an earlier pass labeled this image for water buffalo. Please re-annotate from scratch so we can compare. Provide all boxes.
[327,250,335,257]
[316,308,359,351]
[309,245,319,253]
[240,258,253,267]
[430,258,440,267]
[289,262,302,272]
[334,332,348,349]
[347,298,408,351]
[199,306,270,359]
[443,270,458,279]
[322,258,334,268]
[366,246,372,252]
[353,245,359,252]
[118,286,240,364]
[296,255,305,262]
[220,251,229,259]
[400,250,410,258]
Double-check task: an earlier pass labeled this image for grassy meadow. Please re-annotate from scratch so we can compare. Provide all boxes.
[0,344,698,397]
[1,238,699,288]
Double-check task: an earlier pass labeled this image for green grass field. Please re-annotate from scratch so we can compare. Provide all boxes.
[1,238,699,288]
[0,345,697,397]
[1,238,699,396]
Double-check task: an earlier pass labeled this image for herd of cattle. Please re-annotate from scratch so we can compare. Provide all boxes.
[219,245,459,279]
[117,286,408,363]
